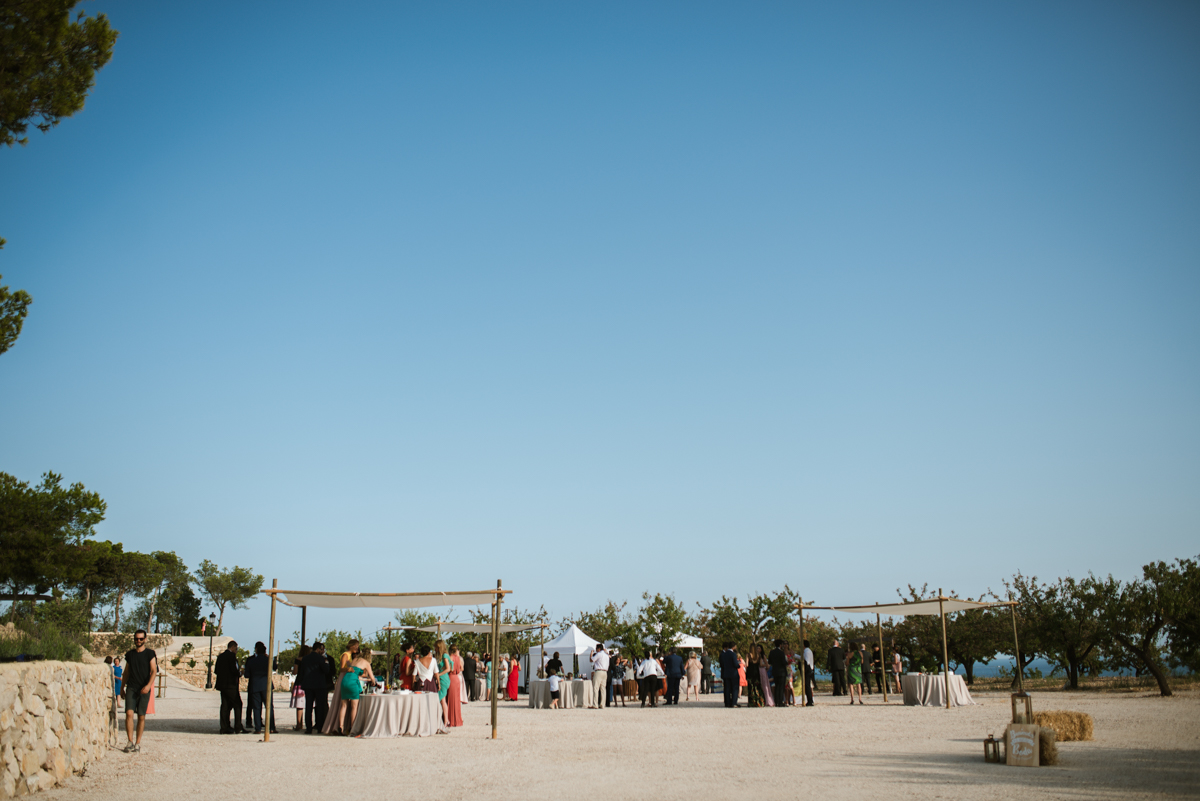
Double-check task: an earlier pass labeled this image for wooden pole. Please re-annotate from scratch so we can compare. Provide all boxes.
[490,580,502,739]
[939,588,950,710]
[300,606,306,649]
[265,578,278,742]
[387,626,393,690]
[877,611,887,703]
[1009,600,1024,693]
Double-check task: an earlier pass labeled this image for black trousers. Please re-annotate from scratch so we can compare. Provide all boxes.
[701,673,712,694]
[773,674,788,707]
[247,690,276,731]
[640,676,660,706]
[803,665,815,705]
[304,688,328,733]
[830,669,847,696]
[873,670,885,693]
[465,674,477,701]
[723,675,738,707]
[219,687,243,731]
[666,676,681,704]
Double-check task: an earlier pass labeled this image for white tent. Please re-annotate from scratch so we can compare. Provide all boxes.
[526,623,601,682]
[640,633,704,651]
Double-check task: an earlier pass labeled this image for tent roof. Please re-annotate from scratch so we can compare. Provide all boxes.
[640,634,704,648]
[534,623,600,653]
[806,598,1013,617]
[266,589,506,609]
[413,623,546,634]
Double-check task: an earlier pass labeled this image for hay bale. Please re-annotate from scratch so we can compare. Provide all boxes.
[1038,727,1059,766]
[1033,710,1094,741]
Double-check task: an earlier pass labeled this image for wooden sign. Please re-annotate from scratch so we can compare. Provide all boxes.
[1007,724,1040,767]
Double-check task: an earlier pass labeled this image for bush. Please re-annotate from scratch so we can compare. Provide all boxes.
[0,621,84,662]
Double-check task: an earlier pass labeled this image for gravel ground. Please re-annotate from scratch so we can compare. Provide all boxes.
[43,683,1200,800]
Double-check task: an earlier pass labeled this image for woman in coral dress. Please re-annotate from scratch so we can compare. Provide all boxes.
[506,654,520,701]
[445,646,464,727]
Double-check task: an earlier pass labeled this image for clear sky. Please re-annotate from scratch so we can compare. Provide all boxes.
[2,1,1198,648]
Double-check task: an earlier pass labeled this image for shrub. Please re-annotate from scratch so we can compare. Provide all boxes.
[188,659,196,668]
[0,621,84,662]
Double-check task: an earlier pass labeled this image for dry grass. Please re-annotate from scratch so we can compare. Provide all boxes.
[1034,710,1094,741]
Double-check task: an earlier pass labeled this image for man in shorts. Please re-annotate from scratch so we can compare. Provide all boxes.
[123,630,157,752]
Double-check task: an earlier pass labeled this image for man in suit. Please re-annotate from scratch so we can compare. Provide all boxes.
[463,651,478,701]
[768,639,789,707]
[802,639,816,706]
[700,651,713,694]
[214,641,245,734]
[663,647,684,705]
[719,642,740,708]
[243,641,277,734]
[827,639,846,697]
[300,641,331,733]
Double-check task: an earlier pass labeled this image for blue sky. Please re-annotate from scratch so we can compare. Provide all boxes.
[2,1,1198,648]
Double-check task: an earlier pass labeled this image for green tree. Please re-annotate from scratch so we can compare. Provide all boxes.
[636,592,691,655]
[192,559,264,633]
[142,551,189,633]
[0,264,32,356]
[696,588,799,659]
[1095,567,1181,697]
[170,585,204,636]
[1006,572,1106,689]
[0,1,118,148]
[563,600,630,646]
[0,471,106,612]
[1145,555,1200,673]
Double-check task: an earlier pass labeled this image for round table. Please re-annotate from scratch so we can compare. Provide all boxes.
[528,679,593,709]
[348,691,447,737]
[900,673,975,707]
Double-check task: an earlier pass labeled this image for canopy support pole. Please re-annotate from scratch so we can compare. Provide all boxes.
[265,578,278,742]
[386,626,393,690]
[939,588,950,710]
[1009,599,1024,693]
[490,580,502,739]
[300,606,306,650]
[877,611,888,703]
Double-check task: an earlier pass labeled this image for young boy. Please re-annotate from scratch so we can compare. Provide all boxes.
[548,670,561,710]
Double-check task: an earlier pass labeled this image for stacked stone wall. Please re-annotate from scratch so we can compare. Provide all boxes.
[0,661,111,798]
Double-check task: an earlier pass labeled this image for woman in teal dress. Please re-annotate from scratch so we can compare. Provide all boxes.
[338,652,377,735]
[434,641,452,724]
[846,643,864,705]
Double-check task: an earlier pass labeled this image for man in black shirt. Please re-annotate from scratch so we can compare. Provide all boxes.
[300,641,331,733]
[463,651,478,701]
[214,640,245,734]
[122,629,157,753]
[546,651,563,677]
[827,640,847,697]
[768,639,789,707]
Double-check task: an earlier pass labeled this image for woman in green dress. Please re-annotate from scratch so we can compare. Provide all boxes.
[338,651,377,734]
[434,641,453,724]
[846,642,864,705]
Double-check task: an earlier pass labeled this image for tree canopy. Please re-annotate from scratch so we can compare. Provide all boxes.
[192,559,264,634]
[0,1,118,147]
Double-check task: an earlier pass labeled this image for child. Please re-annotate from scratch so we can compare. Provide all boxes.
[548,671,561,709]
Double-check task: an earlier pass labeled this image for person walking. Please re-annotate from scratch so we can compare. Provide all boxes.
[300,641,331,733]
[121,630,157,752]
[214,640,245,734]
[590,645,610,709]
[684,651,702,701]
[719,643,739,707]
[768,639,789,708]
[801,639,816,706]
[827,640,847,697]
[243,641,276,734]
[845,642,865,705]
[663,648,684,705]
[700,651,713,694]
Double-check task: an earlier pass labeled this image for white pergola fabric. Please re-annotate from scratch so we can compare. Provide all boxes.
[641,634,704,649]
[274,590,500,609]
[413,623,545,634]
[826,599,1004,617]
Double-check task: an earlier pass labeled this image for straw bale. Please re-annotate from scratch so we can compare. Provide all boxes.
[1032,710,1094,741]
[1038,727,1058,766]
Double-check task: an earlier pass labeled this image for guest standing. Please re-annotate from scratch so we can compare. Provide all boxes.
[243,641,276,734]
[663,648,684,705]
[290,645,310,729]
[719,643,739,707]
[435,641,453,723]
[338,648,377,734]
[497,653,509,700]
[446,646,464,728]
[398,643,416,691]
[684,651,702,701]
[590,645,609,709]
[507,653,520,701]
[609,657,627,707]
[827,640,847,697]
[892,647,904,694]
[768,639,789,708]
[215,640,245,734]
[845,644,864,705]
[413,645,438,692]
[801,640,816,706]
[870,644,885,695]
[637,652,664,707]
[745,645,766,708]
[300,641,331,733]
[111,656,123,708]
[700,651,713,694]
[463,650,478,701]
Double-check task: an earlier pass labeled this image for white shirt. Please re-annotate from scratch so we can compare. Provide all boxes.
[548,675,561,691]
[592,651,610,671]
[636,658,664,679]
[803,648,814,669]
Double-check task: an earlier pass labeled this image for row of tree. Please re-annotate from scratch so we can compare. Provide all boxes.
[0,470,263,638]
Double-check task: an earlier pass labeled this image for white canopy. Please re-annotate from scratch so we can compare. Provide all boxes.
[641,633,704,650]
[527,624,601,679]
[815,599,1010,617]
[269,589,503,609]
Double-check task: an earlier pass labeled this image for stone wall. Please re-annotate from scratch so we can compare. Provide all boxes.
[87,633,172,660]
[0,661,111,798]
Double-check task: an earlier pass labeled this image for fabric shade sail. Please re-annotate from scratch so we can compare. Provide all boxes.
[413,623,546,634]
[271,590,502,609]
[821,599,1011,617]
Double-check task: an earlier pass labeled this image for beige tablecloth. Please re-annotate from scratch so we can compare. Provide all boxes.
[900,673,975,707]
[348,692,447,737]
[528,679,593,709]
